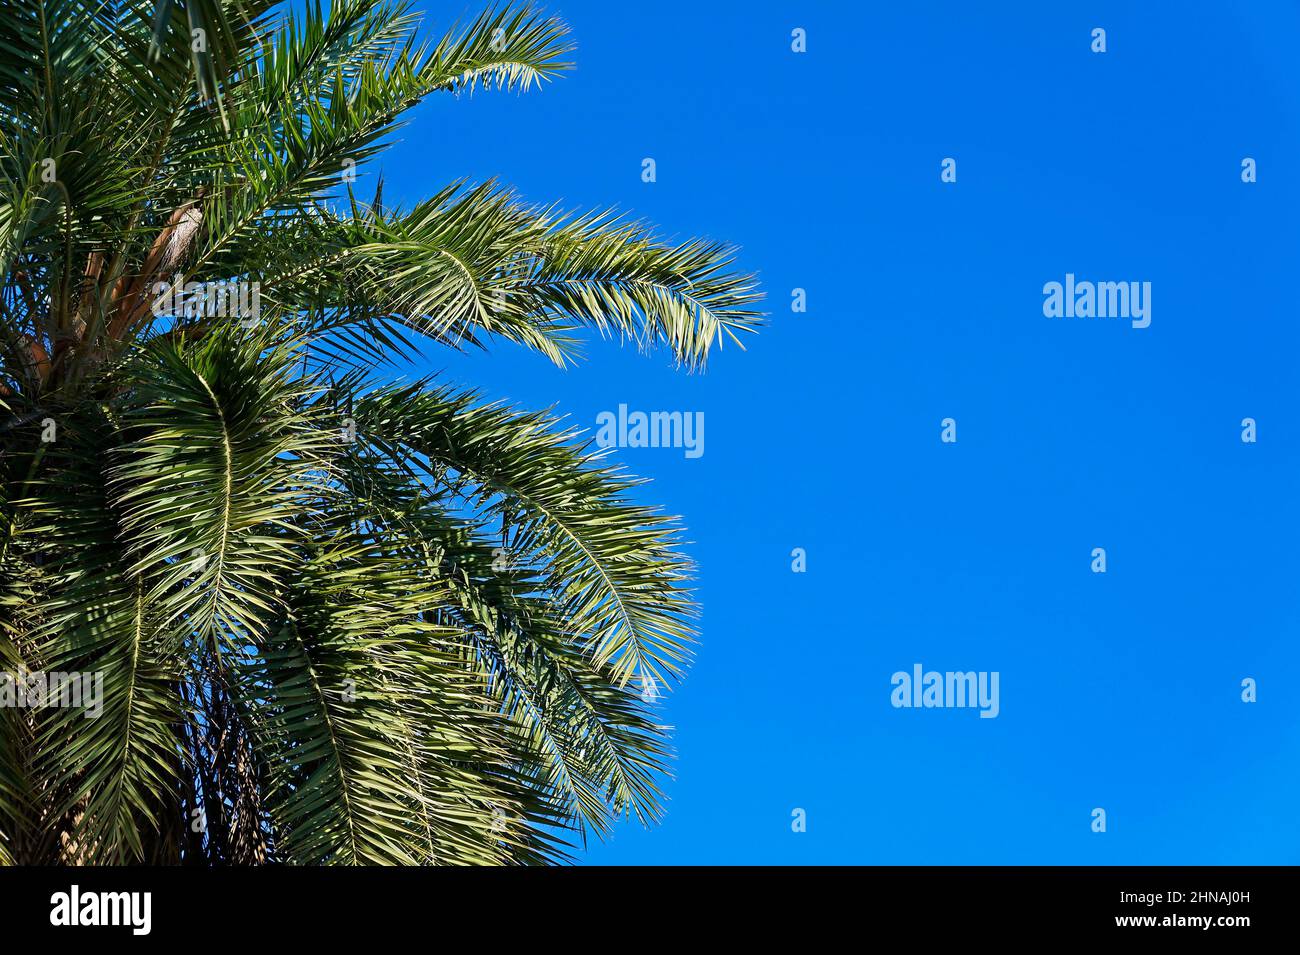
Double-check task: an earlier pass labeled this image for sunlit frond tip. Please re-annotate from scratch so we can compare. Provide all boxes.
[421,4,576,94]
[522,209,766,369]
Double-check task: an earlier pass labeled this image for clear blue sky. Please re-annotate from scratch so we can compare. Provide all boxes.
[375,0,1300,863]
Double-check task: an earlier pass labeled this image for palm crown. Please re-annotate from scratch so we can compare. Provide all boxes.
[0,0,761,864]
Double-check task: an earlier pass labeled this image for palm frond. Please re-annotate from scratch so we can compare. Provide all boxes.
[354,380,697,689]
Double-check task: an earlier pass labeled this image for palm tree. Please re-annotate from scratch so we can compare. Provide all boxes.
[0,1,761,864]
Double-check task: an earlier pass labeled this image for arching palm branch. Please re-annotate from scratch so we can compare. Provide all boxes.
[0,0,761,864]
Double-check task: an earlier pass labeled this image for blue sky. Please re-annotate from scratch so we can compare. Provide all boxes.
[374,1,1300,863]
